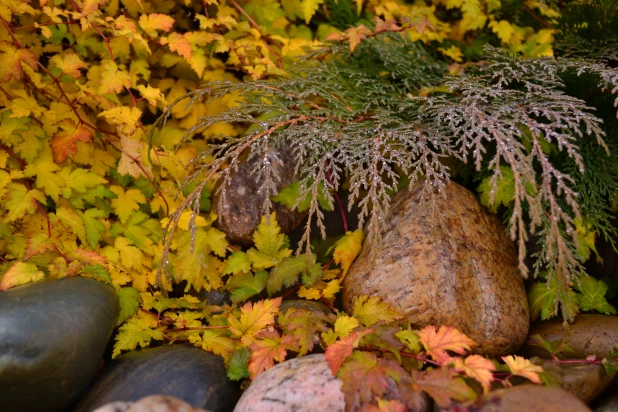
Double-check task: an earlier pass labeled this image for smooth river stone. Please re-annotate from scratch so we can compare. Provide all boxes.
[520,315,618,360]
[234,354,345,412]
[214,144,305,245]
[539,362,613,403]
[93,395,209,412]
[342,181,529,356]
[477,385,591,412]
[0,278,119,412]
[73,345,240,412]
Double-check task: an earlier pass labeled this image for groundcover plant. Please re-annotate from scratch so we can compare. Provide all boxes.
[1,0,618,409]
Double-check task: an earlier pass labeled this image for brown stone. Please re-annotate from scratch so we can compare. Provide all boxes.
[477,385,590,412]
[539,362,613,403]
[342,181,529,357]
[520,315,618,360]
[279,299,332,314]
[93,395,209,412]
[214,145,305,245]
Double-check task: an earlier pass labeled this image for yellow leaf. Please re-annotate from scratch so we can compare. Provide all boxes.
[297,286,322,300]
[110,185,147,224]
[438,45,464,62]
[50,53,88,78]
[135,84,166,106]
[502,355,543,384]
[117,135,151,178]
[322,315,359,345]
[489,20,515,43]
[138,13,174,37]
[8,89,44,118]
[227,297,282,344]
[99,60,131,94]
[0,261,45,290]
[98,107,142,136]
[115,236,144,271]
[23,157,65,201]
[2,183,47,223]
[166,32,192,61]
[352,295,402,327]
[301,0,324,24]
[200,329,236,362]
[331,230,364,276]
[247,212,292,270]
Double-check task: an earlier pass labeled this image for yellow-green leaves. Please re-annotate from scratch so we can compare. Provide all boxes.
[576,276,616,315]
[247,213,292,270]
[331,230,364,276]
[113,311,166,358]
[352,295,402,327]
[267,254,322,295]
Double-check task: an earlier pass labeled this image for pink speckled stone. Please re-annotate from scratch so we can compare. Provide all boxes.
[233,354,345,412]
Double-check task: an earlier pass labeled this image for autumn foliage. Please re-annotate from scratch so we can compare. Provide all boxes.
[1,0,618,410]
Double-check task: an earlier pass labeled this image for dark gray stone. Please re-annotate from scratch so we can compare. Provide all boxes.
[0,278,119,412]
[73,345,240,412]
[214,145,305,245]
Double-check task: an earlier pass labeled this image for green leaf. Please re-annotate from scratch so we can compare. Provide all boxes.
[227,270,269,303]
[576,276,617,314]
[267,255,321,295]
[117,287,141,326]
[81,209,106,249]
[528,276,580,321]
[223,251,252,275]
[227,347,251,381]
[477,166,515,213]
[82,264,113,286]
[272,180,332,213]
[3,183,47,223]
[56,207,87,246]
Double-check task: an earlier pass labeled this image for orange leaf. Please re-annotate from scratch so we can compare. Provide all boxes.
[324,329,372,375]
[502,355,543,384]
[50,120,92,164]
[413,368,477,407]
[50,54,88,78]
[0,261,45,291]
[418,325,475,364]
[451,355,495,393]
[167,33,192,60]
[248,329,297,378]
[23,233,58,261]
[0,41,38,82]
[345,25,372,52]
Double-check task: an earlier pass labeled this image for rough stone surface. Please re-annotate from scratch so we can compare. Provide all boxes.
[233,354,345,412]
[93,395,209,412]
[214,145,305,245]
[0,278,119,412]
[520,315,618,360]
[539,362,613,403]
[73,345,240,412]
[476,385,591,412]
[342,181,529,356]
[279,299,332,314]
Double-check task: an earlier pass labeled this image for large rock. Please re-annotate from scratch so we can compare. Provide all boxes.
[214,145,305,245]
[0,278,119,412]
[520,315,618,360]
[342,181,529,356]
[93,395,208,412]
[73,345,240,412]
[539,362,613,403]
[234,354,344,412]
[476,385,590,411]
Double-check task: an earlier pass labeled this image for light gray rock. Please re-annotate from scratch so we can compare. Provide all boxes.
[233,354,345,412]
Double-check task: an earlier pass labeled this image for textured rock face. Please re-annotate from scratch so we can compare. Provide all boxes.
[342,181,529,357]
[214,145,305,245]
[73,345,240,412]
[477,385,591,412]
[0,278,119,412]
[93,395,209,412]
[520,315,618,360]
[234,354,345,412]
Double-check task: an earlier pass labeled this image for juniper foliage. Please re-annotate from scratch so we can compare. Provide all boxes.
[155,4,618,321]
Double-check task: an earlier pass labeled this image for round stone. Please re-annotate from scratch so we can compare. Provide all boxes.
[0,278,119,412]
[73,344,240,412]
[342,181,529,356]
[234,354,345,412]
[477,385,591,411]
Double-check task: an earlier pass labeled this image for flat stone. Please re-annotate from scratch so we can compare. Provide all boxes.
[214,145,305,245]
[342,181,529,357]
[73,345,240,412]
[520,315,618,359]
[93,395,209,412]
[0,278,119,412]
[538,362,613,403]
[234,354,345,412]
[476,385,591,411]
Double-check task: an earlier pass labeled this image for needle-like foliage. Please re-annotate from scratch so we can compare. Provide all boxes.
[155,5,618,321]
